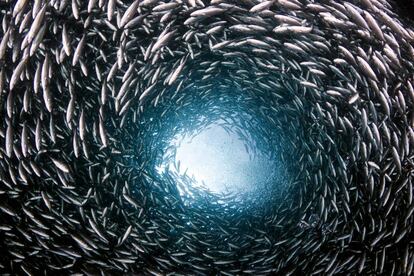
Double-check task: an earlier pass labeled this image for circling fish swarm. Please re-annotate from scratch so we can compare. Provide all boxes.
[1,0,414,274]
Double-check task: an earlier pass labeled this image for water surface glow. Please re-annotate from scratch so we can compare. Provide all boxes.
[157,120,281,202]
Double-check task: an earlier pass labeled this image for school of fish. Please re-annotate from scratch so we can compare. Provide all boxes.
[1,0,414,274]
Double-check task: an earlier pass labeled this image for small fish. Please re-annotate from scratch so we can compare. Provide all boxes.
[50,158,70,173]
[0,0,413,275]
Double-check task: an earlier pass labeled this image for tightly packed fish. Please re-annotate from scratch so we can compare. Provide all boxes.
[1,0,414,274]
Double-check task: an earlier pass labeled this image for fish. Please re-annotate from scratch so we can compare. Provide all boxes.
[0,0,413,275]
[62,24,71,56]
[119,0,139,28]
[26,5,46,44]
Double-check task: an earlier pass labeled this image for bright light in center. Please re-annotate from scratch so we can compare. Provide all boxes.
[171,123,272,195]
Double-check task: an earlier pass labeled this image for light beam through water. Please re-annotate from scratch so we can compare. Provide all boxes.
[161,121,275,196]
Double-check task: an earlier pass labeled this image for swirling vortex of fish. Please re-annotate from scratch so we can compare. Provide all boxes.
[1,0,414,275]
